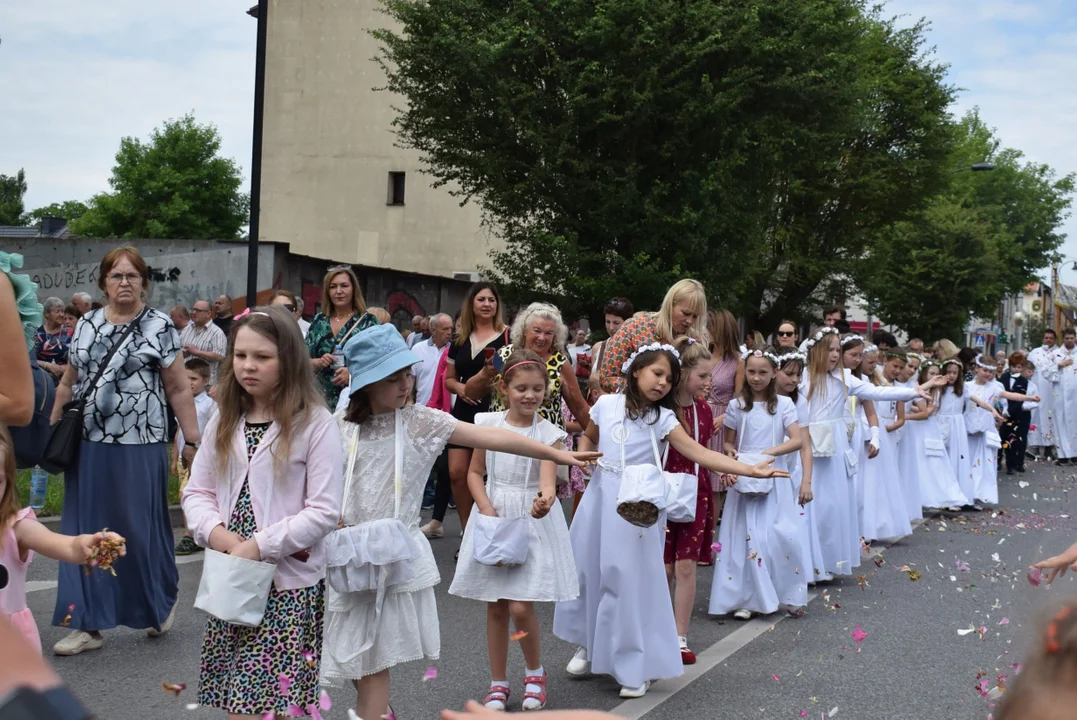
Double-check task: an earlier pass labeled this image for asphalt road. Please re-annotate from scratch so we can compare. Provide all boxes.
[24,459,1077,720]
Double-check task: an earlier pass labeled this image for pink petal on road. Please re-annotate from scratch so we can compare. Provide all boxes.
[423,666,438,682]
[1028,568,1043,587]
[851,625,867,644]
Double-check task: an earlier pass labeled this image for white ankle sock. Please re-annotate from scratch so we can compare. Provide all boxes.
[522,666,545,710]
[678,635,688,649]
[485,681,508,710]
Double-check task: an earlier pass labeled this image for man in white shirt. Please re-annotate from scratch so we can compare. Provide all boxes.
[296,297,311,338]
[1028,329,1061,458]
[180,299,228,384]
[1053,329,1077,465]
[567,329,591,368]
[407,315,430,349]
[413,313,453,407]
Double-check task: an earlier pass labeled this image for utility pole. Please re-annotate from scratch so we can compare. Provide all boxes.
[246,0,268,308]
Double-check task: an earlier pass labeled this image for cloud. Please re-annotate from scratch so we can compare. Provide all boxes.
[0,1,254,211]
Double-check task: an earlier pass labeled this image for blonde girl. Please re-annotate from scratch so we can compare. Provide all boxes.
[450,349,580,712]
[662,336,715,664]
[183,306,343,717]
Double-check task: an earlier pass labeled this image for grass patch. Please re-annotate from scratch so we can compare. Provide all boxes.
[15,447,182,517]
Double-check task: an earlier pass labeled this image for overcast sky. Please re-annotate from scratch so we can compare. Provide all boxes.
[2,1,1076,282]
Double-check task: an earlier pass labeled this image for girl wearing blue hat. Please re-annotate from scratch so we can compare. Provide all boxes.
[321,324,600,720]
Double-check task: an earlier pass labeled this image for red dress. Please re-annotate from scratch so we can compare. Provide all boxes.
[663,400,715,563]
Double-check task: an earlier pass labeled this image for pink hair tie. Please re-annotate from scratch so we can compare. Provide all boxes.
[233,308,251,321]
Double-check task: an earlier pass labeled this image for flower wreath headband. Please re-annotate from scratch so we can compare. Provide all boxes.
[883,351,906,361]
[862,343,879,354]
[840,334,863,348]
[921,359,942,370]
[941,357,963,370]
[777,350,807,366]
[621,342,681,373]
[906,352,926,364]
[973,353,996,370]
[741,346,783,365]
[804,326,840,349]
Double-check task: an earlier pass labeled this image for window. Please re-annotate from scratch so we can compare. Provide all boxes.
[388,172,406,205]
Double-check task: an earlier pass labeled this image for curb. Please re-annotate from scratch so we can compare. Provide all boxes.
[37,504,187,530]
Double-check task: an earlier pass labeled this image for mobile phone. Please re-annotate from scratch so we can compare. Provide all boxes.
[492,352,505,373]
[483,347,496,362]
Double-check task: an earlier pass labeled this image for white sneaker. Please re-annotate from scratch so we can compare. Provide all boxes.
[54,630,102,656]
[619,681,651,698]
[733,609,752,620]
[147,605,176,638]
[420,521,444,539]
[566,647,591,676]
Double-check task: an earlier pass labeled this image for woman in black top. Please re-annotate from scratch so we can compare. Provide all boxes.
[444,282,507,533]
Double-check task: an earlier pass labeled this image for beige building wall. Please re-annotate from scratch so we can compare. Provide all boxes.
[259,0,495,278]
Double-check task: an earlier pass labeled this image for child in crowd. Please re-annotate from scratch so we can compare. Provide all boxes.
[450,349,579,712]
[858,347,913,541]
[798,328,932,577]
[662,337,715,664]
[182,307,344,717]
[935,358,974,505]
[999,354,1038,475]
[173,357,217,556]
[710,347,806,620]
[554,343,787,699]
[0,424,125,654]
[900,361,968,510]
[322,325,598,720]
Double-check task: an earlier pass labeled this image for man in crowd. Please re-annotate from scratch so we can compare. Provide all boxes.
[824,306,845,327]
[414,313,452,406]
[71,292,91,316]
[1029,329,1061,460]
[181,299,228,384]
[872,330,898,352]
[568,328,591,368]
[1052,329,1077,466]
[214,294,234,336]
[170,304,190,332]
[296,296,311,337]
[408,315,430,349]
[908,338,925,355]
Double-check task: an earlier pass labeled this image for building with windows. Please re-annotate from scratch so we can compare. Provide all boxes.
[257,0,496,283]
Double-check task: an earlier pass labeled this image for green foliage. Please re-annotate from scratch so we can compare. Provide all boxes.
[859,109,1075,342]
[374,0,954,327]
[25,200,89,225]
[70,114,248,240]
[0,169,28,226]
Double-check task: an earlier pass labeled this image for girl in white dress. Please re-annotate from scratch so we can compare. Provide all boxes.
[857,348,913,542]
[450,349,579,712]
[965,354,1037,507]
[839,336,874,521]
[877,348,922,524]
[710,348,808,619]
[938,358,975,504]
[900,361,968,510]
[798,328,932,576]
[323,326,599,720]
[774,348,825,586]
[553,343,787,699]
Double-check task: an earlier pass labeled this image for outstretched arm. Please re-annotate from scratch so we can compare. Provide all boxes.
[668,425,789,479]
[450,422,600,467]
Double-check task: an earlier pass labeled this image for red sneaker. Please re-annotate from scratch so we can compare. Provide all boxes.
[681,646,697,665]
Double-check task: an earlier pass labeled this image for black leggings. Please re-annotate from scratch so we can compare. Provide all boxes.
[431,448,453,523]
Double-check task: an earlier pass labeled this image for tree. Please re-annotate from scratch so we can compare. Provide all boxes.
[0,169,28,226]
[69,114,248,239]
[25,200,89,225]
[858,110,1075,341]
[374,0,954,326]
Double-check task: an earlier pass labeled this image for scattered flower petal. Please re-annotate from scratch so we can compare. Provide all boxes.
[999,617,1010,626]
[991,553,1000,563]
[958,627,976,636]
[1028,568,1043,588]
[851,625,867,644]
[278,674,292,695]
[423,666,438,682]
[711,542,722,554]
[319,690,332,712]
[162,682,186,697]
[510,631,529,642]
[771,674,780,682]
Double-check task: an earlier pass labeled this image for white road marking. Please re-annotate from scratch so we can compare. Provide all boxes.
[26,555,205,593]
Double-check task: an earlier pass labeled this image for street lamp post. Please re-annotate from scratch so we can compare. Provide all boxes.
[245,0,268,309]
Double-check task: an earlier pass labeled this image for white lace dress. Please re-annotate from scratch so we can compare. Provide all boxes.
[321,405,457,682]
[449,412,579,602]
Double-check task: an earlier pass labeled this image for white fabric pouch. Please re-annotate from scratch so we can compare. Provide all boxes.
[195,549,277,627]
[732,451,774,496]
[471,413,537,567]
[924,438,946,458]
[662,409,700,523]
[808,422,837,457]
[985,430,1003,450]
[615,416,670,528]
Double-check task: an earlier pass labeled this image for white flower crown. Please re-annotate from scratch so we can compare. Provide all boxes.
[941,357,963,368]
[741,346,782,365]
[863,344,878,354]
[840,334,863,348]
[777,350,807,365]
[621,342,681,373]
[907,352,926,363]
[804,326,840,349]
[973,353,995,370]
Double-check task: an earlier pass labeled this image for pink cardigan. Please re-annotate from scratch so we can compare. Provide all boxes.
[181,405,343,590]
[427,345,452,412]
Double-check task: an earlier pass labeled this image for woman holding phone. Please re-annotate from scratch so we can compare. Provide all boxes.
[443,282,508,542]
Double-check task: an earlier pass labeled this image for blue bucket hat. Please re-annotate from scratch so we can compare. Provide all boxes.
[345,324,420,394]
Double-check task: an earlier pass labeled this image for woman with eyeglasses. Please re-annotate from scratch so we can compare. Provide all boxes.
[48,246,202,656]
[774,320,799,350]
[306,267,379,408]
[269,289,309,338]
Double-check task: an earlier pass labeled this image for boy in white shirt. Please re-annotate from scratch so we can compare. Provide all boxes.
[173,357,217,555]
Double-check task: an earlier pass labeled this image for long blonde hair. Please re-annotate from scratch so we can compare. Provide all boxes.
[933,338,960,361]
[806,328,841,402]
[655,279,709,347]
[213,305,325,472]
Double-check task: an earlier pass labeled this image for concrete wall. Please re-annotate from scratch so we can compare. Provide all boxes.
[1,236,472,329]
[259,0,499,279]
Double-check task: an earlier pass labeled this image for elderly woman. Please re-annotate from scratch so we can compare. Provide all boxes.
[306,266,378,408]
[49,247,201,656]
[33,296,73,381]
[598,279,710,394]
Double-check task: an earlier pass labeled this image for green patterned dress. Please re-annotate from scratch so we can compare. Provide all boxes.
[305,311,379,407]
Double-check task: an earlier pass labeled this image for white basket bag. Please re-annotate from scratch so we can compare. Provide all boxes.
[471,413,537,568]
[615,411,671,528]
[194,448,280,628]
[662,408,699,524]
[731,403,776,497]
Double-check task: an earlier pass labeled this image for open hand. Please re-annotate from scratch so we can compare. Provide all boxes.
[561,450,601,467]
[1033,541,1077,584]
[751,456,790,479]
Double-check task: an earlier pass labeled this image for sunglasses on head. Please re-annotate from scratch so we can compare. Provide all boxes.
[777,330,796,337]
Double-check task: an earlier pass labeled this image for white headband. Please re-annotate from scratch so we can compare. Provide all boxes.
[841,334,863,348]
[804,326,840,349]
[621,342,681,373]
[777,350,806,365]
[973,353,995,370]
[741,347,781,365]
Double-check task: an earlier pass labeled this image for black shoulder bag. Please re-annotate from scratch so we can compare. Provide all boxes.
[40,307,148,474]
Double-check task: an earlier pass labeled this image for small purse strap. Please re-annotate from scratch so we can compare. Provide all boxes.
[661,406,698,475]
[80,306,149,402]
[341,409,405,522]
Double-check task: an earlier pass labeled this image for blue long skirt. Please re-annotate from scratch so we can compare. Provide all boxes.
[52,440,178,632]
